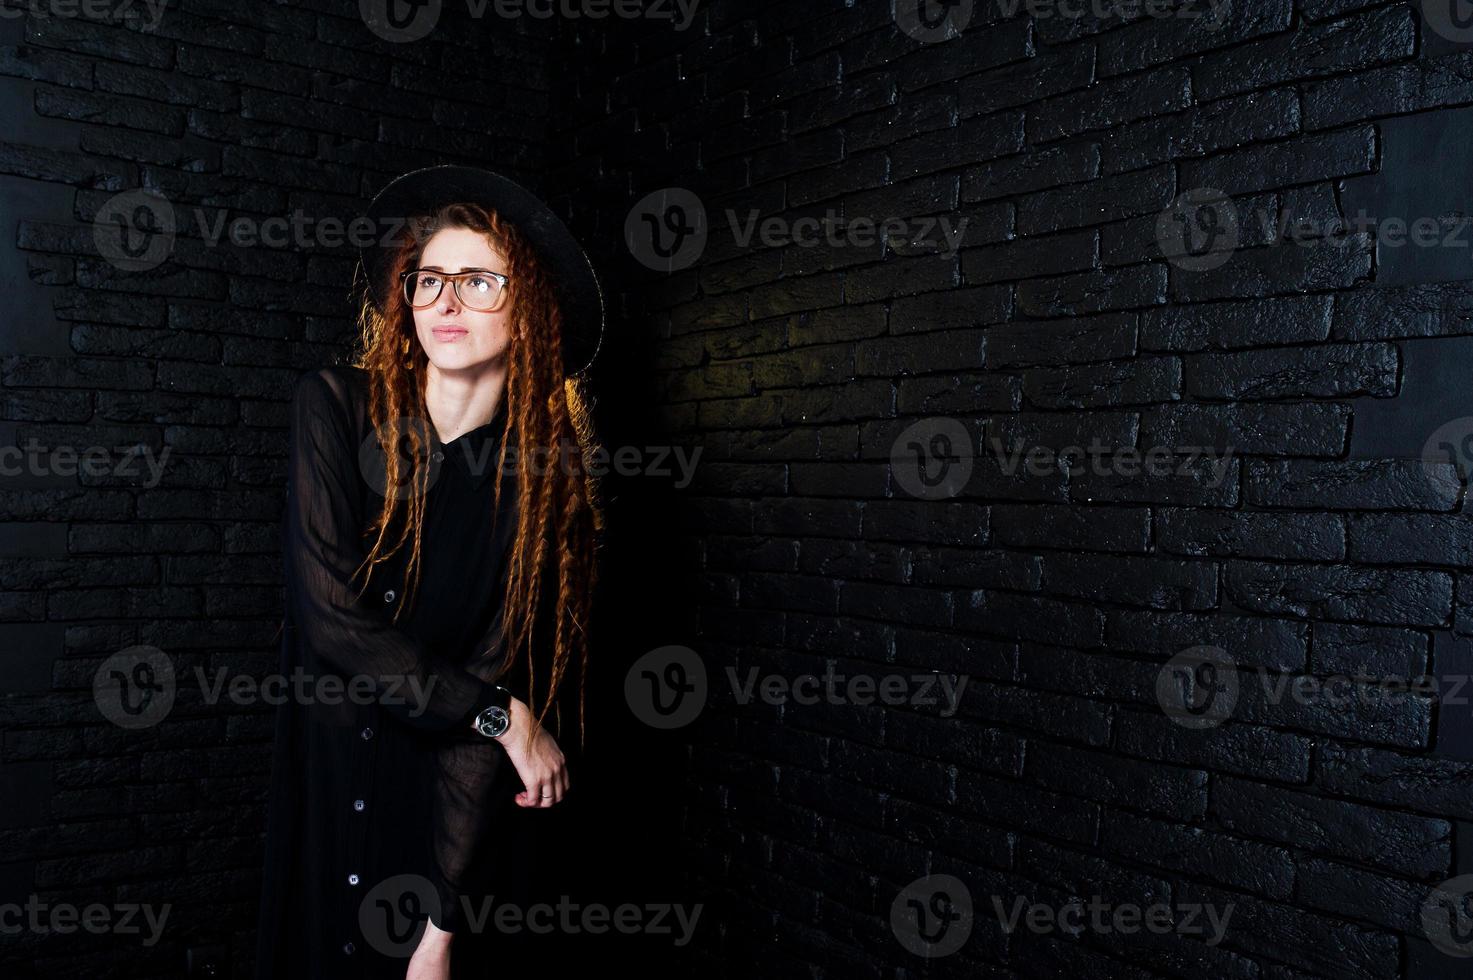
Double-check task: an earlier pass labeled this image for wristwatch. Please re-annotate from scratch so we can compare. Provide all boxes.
[471,685,512,739]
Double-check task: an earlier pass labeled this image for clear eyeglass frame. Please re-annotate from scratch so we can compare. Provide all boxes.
[400,268,510,312]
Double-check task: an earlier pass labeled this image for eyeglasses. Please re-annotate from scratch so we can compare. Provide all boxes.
[400,268,510,312]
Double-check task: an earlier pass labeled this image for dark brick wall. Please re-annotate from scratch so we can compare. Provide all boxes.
[562,1,1473,978]
[9,0,1473,977]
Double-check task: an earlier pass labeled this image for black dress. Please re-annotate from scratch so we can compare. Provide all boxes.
[254,364,569,979]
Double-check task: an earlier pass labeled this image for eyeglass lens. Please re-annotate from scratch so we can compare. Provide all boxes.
[404,271,504,311]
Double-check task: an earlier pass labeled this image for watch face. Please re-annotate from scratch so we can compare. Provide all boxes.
[477,705,509,737]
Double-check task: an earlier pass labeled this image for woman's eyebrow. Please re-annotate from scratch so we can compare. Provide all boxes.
[418,265,494,273]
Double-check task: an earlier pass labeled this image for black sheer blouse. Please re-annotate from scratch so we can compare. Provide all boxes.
[254,365,561,979]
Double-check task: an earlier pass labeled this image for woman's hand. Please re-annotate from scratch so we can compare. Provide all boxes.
[498,695,569,807]
[407,917,452,980]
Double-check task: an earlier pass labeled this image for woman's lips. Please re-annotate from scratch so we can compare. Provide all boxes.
[431,327,468,342]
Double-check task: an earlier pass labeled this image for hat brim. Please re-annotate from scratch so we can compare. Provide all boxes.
[355,165,604,377]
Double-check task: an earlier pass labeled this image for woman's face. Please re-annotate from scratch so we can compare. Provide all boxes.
[409,226,513,374]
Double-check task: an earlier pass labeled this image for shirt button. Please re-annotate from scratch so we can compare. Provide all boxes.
[384,589,396,603]
[431,450,444,462]
[360,727,373,740]
[348,874,360,885]
[353,799,365,812]
[342,942,355,955]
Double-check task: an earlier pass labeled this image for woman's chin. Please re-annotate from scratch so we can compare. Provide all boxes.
[424,350,493,374]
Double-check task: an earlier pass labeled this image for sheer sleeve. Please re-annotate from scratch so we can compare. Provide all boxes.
[427,603,513,933]
[427,555,571,933]
[283,367,502,733]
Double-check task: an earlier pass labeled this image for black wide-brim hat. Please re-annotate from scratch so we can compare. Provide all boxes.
[355,165,605,377]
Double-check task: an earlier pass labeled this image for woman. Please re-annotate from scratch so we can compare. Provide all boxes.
[253,166,606,980]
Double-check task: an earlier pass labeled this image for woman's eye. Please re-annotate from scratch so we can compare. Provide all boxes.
[418,274,440,287]
[466,276,491,292]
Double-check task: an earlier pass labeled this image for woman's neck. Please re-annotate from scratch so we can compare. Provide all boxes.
[423,362,508,443]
